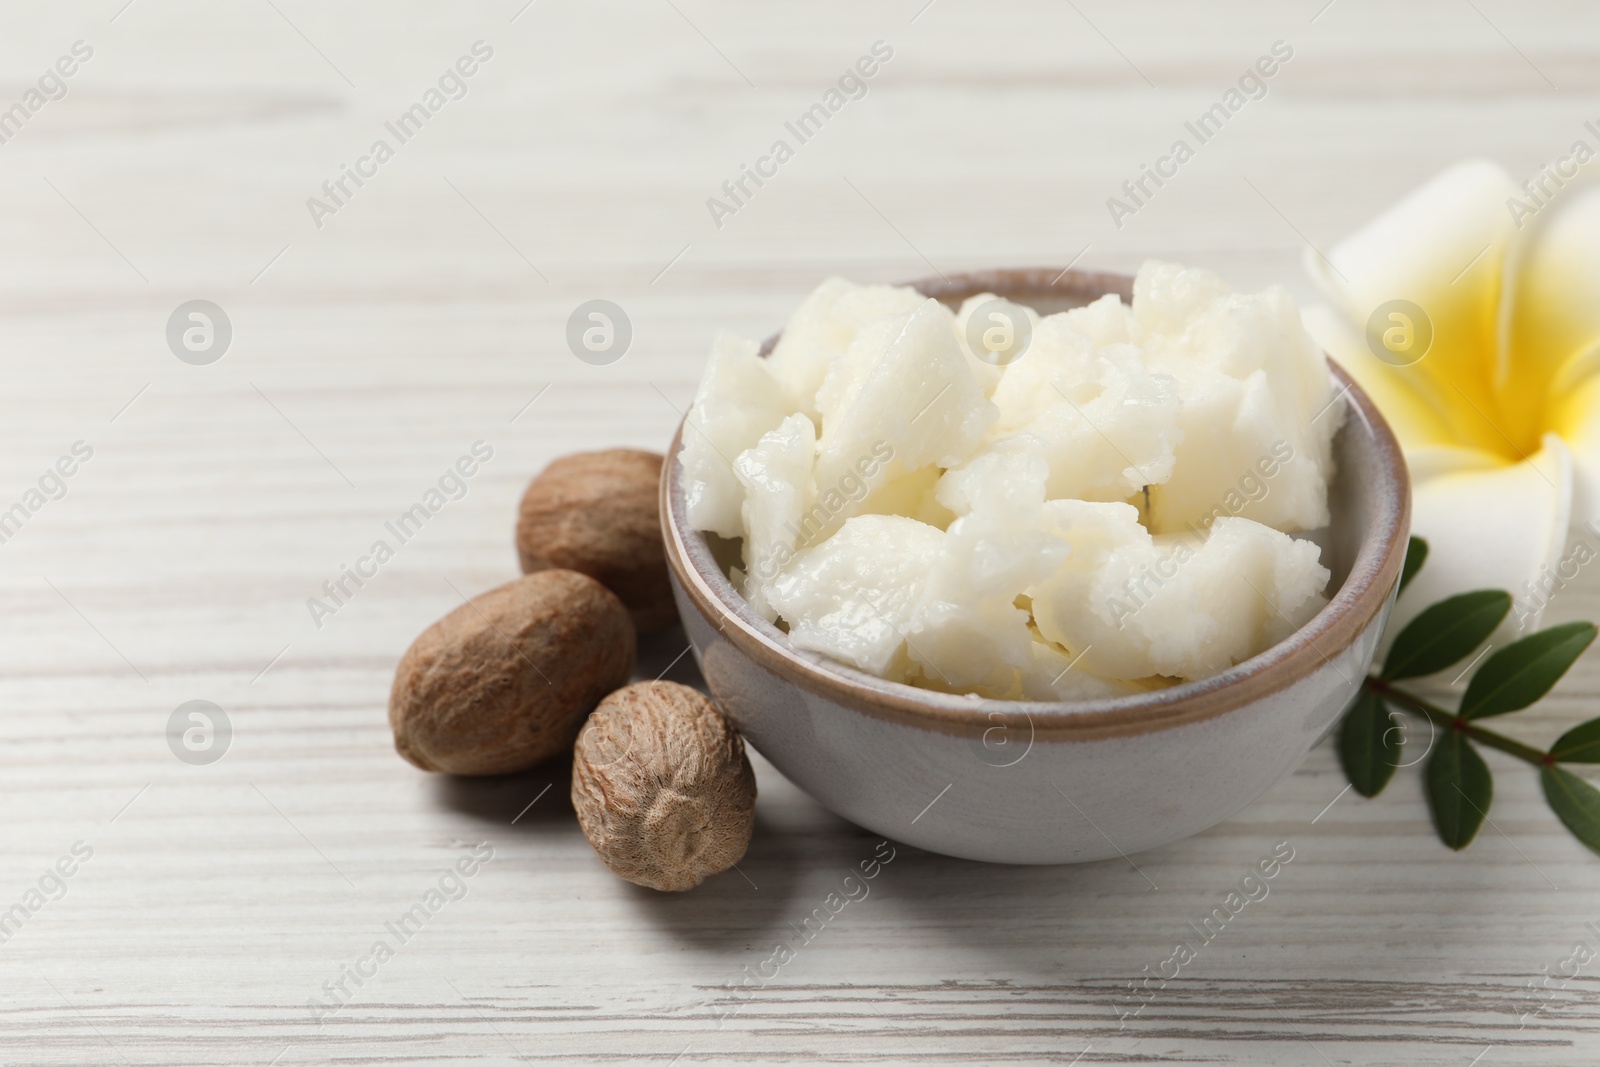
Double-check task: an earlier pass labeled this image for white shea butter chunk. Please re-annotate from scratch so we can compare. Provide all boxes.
[812,299,996,529]
[814,311,915,430]
[1030,503,1329,682]
[1019,636,1145,701]
[680,331,792,538]
[857,463,953,530]
[952,293,1039,397]
[766,278,928,418]
[766,515,945,677]
[934,437,1046,516]
[957,301,1181,503]
[1132,261,1341,534]
[905,448,1071,696]
[907,448,1139,700]
[734,413,817,621]
[1064,291,1136,347]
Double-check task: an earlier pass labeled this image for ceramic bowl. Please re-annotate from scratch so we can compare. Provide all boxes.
[661,267,1410,864]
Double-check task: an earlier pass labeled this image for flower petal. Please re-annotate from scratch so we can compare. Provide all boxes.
[1301,305,1517,489]
[1304,160,1521,462]
[1404,444,1508,483]
[1301,304,1459,452]
[1504,178,1600,462]
[1546,372,1600,529]
[1392,434,1572,647]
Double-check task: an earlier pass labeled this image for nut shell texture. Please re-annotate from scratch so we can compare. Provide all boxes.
[572,681,756,891]
[516,449,676,634]
[389,570,635,775]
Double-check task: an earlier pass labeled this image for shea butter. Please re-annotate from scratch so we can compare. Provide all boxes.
[681,262,1343,699]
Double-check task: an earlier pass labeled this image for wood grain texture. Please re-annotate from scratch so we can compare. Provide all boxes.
[2,1,1599,1063]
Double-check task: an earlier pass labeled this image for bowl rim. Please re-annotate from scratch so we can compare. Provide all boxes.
[660,267,1411,741]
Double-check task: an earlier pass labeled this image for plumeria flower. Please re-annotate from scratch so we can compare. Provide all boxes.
[1302,159,1600,638]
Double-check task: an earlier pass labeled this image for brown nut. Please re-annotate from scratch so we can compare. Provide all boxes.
[515,449,676,635]
[572,681,756,892]
[389,570,635,775]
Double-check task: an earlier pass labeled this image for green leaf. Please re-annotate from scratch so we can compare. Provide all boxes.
[1551,717,1600,763]
[1339,688,1400,797]
[1399,536,1428,596]
[1381,590,1510,681]
[1541,765,1600,856]
[1459,622,1598,720]
[1426,730,1492,850]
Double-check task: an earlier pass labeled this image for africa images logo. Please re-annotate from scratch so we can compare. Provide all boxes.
[305,42,495,229]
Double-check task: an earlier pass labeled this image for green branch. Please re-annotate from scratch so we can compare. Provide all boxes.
[1336,535,1600,854]
[1365,676,1550,767]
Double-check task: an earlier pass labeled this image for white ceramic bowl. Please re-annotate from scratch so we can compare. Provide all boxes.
[661,267,1410,864]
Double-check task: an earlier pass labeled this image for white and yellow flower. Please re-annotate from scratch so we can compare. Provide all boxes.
[1303,159,1600,635]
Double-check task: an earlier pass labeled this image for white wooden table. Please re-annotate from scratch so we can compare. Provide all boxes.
[3,2,1598,1063]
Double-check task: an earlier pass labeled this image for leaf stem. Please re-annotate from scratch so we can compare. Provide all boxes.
[1366,676,1551,767]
